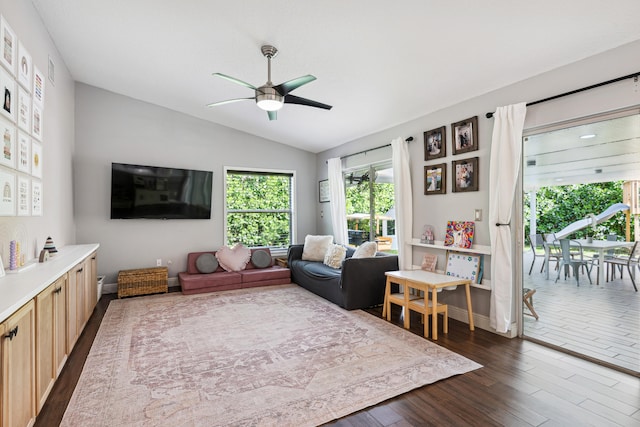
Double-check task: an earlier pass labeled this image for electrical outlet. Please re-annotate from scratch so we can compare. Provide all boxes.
[156,258,162,266]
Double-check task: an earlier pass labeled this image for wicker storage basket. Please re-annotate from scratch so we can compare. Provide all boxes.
[118,266,168,298]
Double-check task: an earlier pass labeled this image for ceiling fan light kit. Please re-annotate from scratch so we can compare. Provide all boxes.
[208,44,332,120]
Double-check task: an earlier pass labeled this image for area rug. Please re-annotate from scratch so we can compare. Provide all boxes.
[62,285,481,427]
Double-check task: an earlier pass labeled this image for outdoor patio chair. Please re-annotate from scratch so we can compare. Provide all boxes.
[555,239,592,286]
[527,234,547,275]
[588,233,618,284]
[603,241,639,292]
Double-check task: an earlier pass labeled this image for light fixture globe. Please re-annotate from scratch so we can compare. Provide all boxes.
[256,86,284,111]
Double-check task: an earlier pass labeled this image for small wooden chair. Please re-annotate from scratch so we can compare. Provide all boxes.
[523,288,539,320]
[407,296,448,338]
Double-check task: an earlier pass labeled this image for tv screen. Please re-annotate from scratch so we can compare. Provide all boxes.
[110,163,213,219]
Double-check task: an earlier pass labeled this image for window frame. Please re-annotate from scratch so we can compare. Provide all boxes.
[223,166,296,251]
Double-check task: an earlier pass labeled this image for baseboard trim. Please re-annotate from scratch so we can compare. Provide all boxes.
[448,305,518,339]
[102,277,180,295]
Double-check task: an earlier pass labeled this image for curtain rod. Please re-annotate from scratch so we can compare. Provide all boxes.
[335,136,414,162]
[485,71,640,118]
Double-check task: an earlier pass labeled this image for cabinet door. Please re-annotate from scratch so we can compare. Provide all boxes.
[83,253,97,322]
[66,262,85,353]
[2,300,36,427]
[35,276,67,413]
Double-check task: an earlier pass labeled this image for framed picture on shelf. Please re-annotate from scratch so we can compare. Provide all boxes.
[17,175,29,215]
[0,118,16,169]
[451,116,478,155]
[0,16,17,75]
[0,66,16,123]
[17,131,30,173]
[424,126,446,160]
[0,167,16,216]
[17,87,30,132]
[31,179,42,216]
[31,140,42,178]
[424,163,446,195]
[319,179,330,203]
[452,157,479,192]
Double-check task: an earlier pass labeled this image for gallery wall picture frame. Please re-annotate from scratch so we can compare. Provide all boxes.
[0,15,17,76]
[31,179,42,216]
[424,126,446,160]
[31,141,42,178]
[452,157,479,192]
[451,116,478,155]
[319,179,330,203]
[32,103,42,140]
[17,42,32,91]
[17,175,29,216]
[17,87,30,132]
[0,65,16,123]
[0,117,16,169]
[424,163,446,195]
[0,166,16,216]
[17,131,30,174]
[33,65,45,107]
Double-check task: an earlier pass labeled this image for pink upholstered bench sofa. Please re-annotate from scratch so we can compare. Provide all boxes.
[178,247,291,295]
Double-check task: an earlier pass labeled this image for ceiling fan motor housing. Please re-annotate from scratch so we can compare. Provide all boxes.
[256,86,284,111]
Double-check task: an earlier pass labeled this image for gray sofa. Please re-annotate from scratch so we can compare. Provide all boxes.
[287,244,399,310]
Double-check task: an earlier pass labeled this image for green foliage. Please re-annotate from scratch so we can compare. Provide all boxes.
[226,173,291,247]
[524,181,632,239]
[345,182,395,235]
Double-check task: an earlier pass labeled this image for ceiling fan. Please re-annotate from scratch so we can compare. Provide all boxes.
[207,44,332,120]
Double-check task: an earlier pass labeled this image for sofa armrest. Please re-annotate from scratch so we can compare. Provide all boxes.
[287,244,304,265]
[340,254,399,310]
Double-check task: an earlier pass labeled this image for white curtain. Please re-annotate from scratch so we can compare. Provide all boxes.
[489,103,527,333]
[327,157,348,245]
[391,137,412,270]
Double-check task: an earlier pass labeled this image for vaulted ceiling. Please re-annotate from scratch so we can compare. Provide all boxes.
[32,1,640,153]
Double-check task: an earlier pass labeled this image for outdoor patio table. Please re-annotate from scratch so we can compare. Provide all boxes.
[543,239,635,285]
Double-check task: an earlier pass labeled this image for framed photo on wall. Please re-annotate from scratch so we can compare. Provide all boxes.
[424,126,446,160]
[424,163,446,195]
[0,167,16,216]
[31,179,42,216]
[319,179,330,203]
[17,42,32,91]
[0,118,16,169]
[451,116,478,155]
[17,175,29,215]
[452,157,479,192]
[17,87,30,132]
[31,141,42,178]
[0,66,16,123]
[0,16,17,75]
[17,131,30,173]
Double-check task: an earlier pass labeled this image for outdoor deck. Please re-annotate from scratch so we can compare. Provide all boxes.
[522,250,640,374]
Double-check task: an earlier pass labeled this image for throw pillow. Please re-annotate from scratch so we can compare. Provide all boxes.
[195,253,218,273]
[251,249,272,268]
[352,241,378,258]
[301,235,333,261]
[215,243,251,272]
[324,244,347,269]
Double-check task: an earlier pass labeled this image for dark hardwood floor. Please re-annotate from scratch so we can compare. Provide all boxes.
[36,291,640,427]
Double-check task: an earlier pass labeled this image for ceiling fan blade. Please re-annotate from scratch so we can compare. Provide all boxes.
[267,110,277,121]
[274,75,316,95]
[284,94,332,110]
[212,73,257,90]
[206,97,254,107]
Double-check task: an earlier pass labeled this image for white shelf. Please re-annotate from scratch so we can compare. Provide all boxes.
[411,238,491,255]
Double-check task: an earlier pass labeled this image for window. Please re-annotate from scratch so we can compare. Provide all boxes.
[225,169,295,249]
[344,161,395,252]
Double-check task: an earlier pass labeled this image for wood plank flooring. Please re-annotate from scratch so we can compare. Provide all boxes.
[35,289,640,427]
[523,251,640,374]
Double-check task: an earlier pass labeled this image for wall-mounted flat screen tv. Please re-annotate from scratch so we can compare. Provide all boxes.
[110,163,213,219]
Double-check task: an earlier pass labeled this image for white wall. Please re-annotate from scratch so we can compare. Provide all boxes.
[73,84,317,283]
[316,39,640,325]
[0,1,75,265]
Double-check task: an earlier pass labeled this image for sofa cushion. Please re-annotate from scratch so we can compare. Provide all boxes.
[324,244,347,269]
[302,235,333,261]
[301,261,342,280]
[195,253,219,273]
[216,243,252,272]
[353,241,378,258]
[178,271,242,291]
[251,248,272,268]
[240,266,290,284]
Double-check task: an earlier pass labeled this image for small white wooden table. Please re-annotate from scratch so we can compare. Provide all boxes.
[383,270,474,340]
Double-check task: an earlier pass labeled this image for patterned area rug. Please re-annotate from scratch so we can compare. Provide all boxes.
[62,285,481,426]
